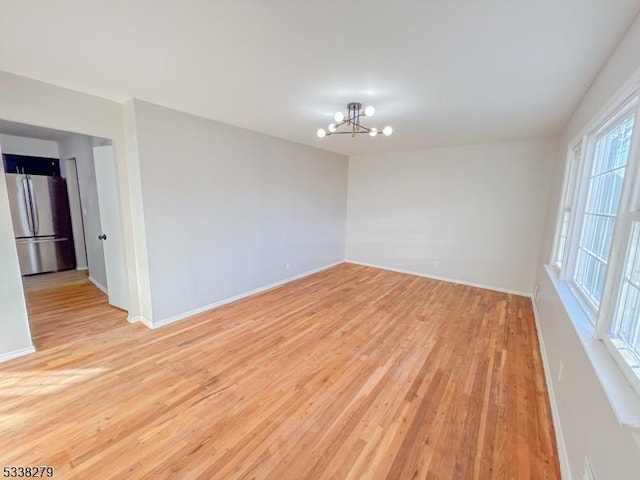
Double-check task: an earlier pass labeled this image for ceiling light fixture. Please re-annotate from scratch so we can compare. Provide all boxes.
[317,102,392,138]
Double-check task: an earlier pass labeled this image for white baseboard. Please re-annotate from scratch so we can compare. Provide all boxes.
[345,260,532,297]
[128,315,153,329]
[0,345,36,363]
[89,276,108,295]
[76,266,89,271]
[150,261,344,329]
[531,300,572,480]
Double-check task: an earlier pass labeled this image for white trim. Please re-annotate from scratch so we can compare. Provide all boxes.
[0,345,36,363]
[88,276,108,295]
[345,260,531,297]
[150,261,344,329]
[76,266,89,271]
[127,315,153,329]
[551,142,582,269]
[531,299,572,480]
[127,314,153,329]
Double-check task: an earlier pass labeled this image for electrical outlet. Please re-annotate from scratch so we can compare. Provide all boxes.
[558,360,564,383]
[286,262,291,271]
[582,457,595,480]
[534,284,540,302]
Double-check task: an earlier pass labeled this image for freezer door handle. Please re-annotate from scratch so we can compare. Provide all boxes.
[16,237,68,244]
[21,176,34,235]
[28,176,40,235]
[15,236,75,275]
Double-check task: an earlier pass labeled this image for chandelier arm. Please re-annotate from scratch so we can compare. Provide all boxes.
[330,131,376,135]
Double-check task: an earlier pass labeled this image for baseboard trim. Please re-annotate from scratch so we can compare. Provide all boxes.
[0,345,36,363]
[128,315,153,329]
[76,266,89,271]
[345,260,532,297]
[531,300,572,480]
[151,261,344,329]
[88,276,108,295]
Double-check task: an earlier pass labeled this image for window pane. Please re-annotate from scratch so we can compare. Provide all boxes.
[610,223,640,373]
[574,112,635,309]
[585,169,625,215]
[555,210,570,266]
[620,222,640,288]
[575,249,607,306]
[581,214,615,260]
[592,115,634,175]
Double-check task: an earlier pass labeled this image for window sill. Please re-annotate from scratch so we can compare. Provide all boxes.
[543,264,640,433]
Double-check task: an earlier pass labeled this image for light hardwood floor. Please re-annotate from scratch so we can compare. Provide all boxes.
[1,264,560,479]
[22,269,89,293]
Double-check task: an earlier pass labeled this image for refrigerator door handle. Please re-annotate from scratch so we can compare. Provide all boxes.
[21,176,35,235]
[16,237,68,244]
[28,176,39,235]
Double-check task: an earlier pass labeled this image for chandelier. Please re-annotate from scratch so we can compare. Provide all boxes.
[317,102,393,138]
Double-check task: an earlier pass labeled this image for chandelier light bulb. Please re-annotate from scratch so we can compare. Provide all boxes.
[364,105,375,117]
[369,128,378,137]
[383,126,393,136]
[317,128,326,138]
[328,123,337,133]
[334,111,344,122]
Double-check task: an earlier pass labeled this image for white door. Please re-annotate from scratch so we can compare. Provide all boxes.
[93,145,129,311]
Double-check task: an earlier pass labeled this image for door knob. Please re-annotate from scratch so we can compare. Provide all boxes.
[98,234,107,240]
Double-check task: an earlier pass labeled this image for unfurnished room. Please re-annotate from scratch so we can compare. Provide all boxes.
[1,1,640,479]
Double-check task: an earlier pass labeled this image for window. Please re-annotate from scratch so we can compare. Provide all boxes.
[573,113,634,310]
[553,91,640,396]
[553,143,581,270]
[609,218,640,389]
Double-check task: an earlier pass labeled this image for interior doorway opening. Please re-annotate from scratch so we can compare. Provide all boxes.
[0,119,129,350]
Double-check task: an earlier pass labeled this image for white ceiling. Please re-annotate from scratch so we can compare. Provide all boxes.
[0,1,639,156]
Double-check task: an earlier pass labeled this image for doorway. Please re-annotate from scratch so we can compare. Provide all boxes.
[0,120,129,349]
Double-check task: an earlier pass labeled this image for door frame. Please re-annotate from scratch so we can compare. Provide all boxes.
[0,122,132,351]
[65,157,89,270]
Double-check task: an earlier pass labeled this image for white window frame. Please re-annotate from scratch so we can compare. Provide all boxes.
[551,142,582,273]
[603,211,640,397]
[551,86,640,399]
[563,95,639,318]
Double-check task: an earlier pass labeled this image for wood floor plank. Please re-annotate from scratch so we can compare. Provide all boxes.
[0,264,560,479]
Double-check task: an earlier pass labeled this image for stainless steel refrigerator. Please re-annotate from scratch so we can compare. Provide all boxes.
[5,173,76,275]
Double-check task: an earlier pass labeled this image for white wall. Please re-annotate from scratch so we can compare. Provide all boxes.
[132,100,348,324]
[535,14,640,480]
[346,140,555,295]
[0,134,59,158]
[0,134,56,358]
[0,70,152,357]
[58,134,107,287]
[0,143,33,358]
